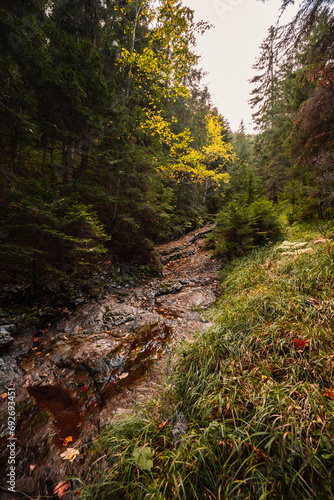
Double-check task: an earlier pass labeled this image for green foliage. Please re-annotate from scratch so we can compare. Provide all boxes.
[0,0,233,297]
[132,446,155,471]
[0,179,108,292]
[213,199,283,259]
[250,8,334,222]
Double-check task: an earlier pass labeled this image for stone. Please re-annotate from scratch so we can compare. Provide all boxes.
[0,332,14,352]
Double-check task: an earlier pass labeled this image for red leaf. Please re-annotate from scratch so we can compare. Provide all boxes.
[54,481,70,499]
[323,388,334,400]
[293,338,308,349]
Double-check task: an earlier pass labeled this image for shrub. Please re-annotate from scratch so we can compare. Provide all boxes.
[213,198,283,258]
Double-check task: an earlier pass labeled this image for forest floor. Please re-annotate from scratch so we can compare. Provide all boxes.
[0,224,222,498]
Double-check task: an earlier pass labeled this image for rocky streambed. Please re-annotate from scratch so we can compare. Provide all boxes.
[0,224,221,498]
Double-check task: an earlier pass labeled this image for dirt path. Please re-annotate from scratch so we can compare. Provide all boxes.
[0,224,221,498]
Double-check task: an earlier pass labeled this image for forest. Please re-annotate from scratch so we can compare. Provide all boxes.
[0,0,334,498]
[0,0,332,307]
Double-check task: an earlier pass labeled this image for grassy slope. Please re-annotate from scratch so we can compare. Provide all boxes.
[78,227,334,500]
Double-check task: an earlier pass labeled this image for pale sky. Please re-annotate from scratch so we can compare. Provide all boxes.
[182,0,301,134]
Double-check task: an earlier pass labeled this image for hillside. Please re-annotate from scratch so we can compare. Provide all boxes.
[76,227,334,499]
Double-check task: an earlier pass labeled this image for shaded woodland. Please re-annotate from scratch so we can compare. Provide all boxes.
[0,0,333,304]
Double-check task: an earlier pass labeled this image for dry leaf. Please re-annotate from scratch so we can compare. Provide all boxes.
[119,372,129,380]
[1,393,8,399]
[157,419,168,429]
[29,464,36,474]
[293,338,308,350]
[323,388,334,400]
[54,480,70,499]
[60,448,80,462]
[63,436,73,446]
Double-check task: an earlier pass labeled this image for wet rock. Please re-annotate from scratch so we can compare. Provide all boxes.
[114,314,135,326]
[2,284,25,294]
[74,298,86,305]
[0,323,16,333]
[0,331,14,352]
[155,282,183,296]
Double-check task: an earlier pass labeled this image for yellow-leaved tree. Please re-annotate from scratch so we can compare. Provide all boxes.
[142,111,234,186]
[118,0,211,105]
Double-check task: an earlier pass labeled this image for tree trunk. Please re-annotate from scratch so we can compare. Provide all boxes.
[112,176,121,223]
[62,139,66,167]
[80,135,90,177]
[10,142,17,174]
[17,142,23,174]
[42,138,48,172]
[63,139,74,183]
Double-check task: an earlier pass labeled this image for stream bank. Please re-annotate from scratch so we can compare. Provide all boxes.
[0,224,221,498]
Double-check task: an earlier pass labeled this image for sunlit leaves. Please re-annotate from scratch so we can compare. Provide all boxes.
[116,0,210,106]
[142,111,233,184]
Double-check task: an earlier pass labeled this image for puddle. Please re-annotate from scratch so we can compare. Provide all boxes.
[27,385,82,448]
[102,322,173,398]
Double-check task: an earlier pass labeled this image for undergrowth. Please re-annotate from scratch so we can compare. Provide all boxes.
[75,228,334,499]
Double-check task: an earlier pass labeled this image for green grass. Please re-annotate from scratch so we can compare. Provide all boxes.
[75,228,334,499]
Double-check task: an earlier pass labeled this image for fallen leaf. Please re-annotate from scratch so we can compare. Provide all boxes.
[63,436,73,446]
[33,337,41,342]
[60,448,80,462]
[323,388,334,400]
[157,419,168,429]
[293,338,308,350]
[54,480,70,499]
[119,372,129,380]
[29,464,36,474]
[82,385,87,392]
[1,393,8,399]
